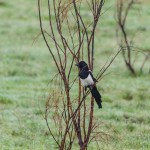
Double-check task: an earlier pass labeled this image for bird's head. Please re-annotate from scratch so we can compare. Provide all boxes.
[76,61,89,70]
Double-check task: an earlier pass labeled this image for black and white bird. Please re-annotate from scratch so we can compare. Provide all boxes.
[76,61,102,109]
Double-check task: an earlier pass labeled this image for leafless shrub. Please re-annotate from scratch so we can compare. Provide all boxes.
[115,0,150,75]
[38,0,121,149]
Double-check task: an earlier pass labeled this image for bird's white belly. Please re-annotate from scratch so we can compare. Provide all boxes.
[80,74,94,87]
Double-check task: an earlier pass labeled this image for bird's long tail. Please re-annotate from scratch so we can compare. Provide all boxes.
[90,86,102,109]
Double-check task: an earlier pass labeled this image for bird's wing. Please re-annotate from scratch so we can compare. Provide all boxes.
[79,70,89,79]
[89,70,97,82]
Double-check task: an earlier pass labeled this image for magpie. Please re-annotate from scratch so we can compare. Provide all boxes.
[76,61,102,109]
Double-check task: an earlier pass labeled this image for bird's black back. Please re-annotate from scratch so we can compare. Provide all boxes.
[79,70,89,79]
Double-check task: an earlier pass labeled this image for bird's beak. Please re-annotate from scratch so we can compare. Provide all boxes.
[75,63,79,67]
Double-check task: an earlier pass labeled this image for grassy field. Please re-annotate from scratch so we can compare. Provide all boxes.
[0,0,150,149]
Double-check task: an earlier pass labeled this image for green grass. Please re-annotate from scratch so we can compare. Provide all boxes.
[0,0,150,149]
